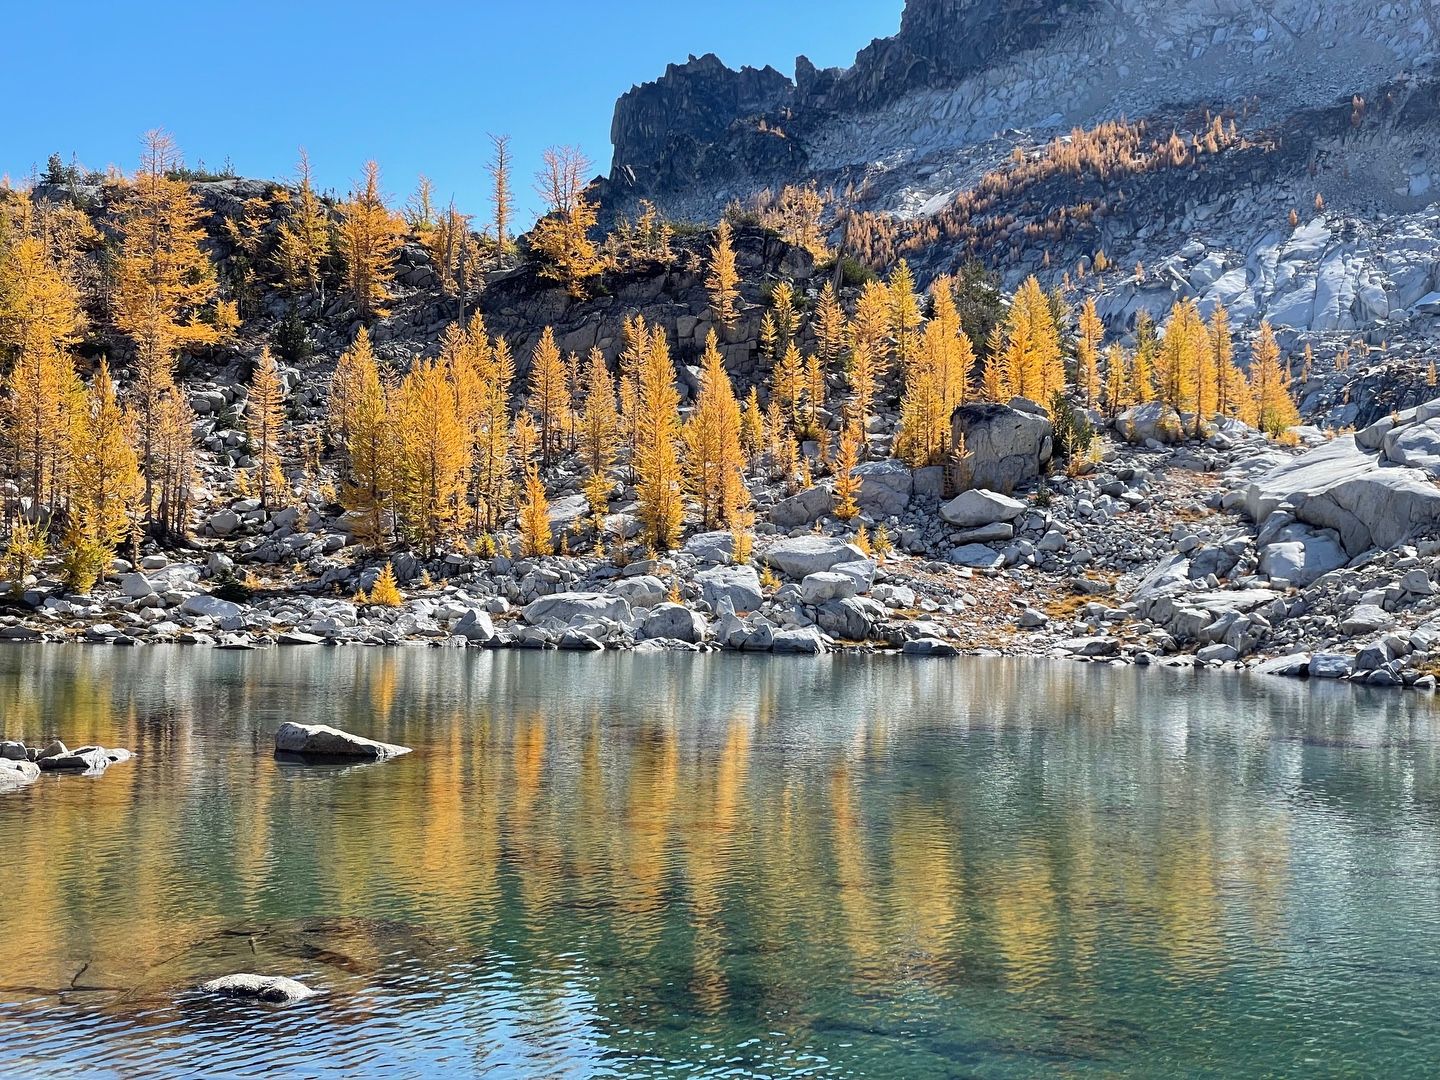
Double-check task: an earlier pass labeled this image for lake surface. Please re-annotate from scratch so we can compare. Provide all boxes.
[1,647,1438,1078]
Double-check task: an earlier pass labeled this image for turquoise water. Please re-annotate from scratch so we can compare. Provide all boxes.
[0,647,1437,1077]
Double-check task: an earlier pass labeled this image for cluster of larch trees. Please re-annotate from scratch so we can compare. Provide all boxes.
[326,311,750,559]
[719,212,1304,487]
[0,127,1310,589]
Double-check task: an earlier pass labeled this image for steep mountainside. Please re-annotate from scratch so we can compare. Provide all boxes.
[605,0,1440,428]
[608,0,1434,222]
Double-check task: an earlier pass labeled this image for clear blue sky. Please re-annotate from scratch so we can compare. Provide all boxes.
[7,0,903,225]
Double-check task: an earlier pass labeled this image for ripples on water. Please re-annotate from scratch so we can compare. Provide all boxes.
[1,647,1439,1077]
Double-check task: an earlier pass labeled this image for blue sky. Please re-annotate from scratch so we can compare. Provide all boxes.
[6,0,903,224]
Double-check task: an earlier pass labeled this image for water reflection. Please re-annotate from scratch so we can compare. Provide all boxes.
[1,648,1439,1077]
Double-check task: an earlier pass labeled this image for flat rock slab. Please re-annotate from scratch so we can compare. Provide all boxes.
[274,722,411,762]
[198,974,318,1004]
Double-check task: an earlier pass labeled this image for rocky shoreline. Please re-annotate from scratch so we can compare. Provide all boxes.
[8,394,1440,695]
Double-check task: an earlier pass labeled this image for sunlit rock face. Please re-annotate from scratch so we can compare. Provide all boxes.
[605,0,1434,226]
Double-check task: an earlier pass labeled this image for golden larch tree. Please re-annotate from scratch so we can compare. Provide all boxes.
[338,160,404,321]
[706,219,740,330]
[488,134,514,254]
[517,467,553,557]
[579,347,619,520]
[1076,296,1103,407]
[814,280,848,369]
[113,130,217,528]
[832,423,863,521]
[531,146,603,298]
[70,359,141,551]
[246,347,288,509]
[474,335,514,530]
[684,331,747,530]
[888,261,921,372]
[392,360,469,553]
[633,327,685,548]
[1248,321,1301,436]
[527,327,568,469]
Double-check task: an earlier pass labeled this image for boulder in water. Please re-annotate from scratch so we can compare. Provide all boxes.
[198,974,317,1004]
[273,722,411,762]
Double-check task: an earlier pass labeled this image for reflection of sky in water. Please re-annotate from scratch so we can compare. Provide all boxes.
[0,647,1437,1077]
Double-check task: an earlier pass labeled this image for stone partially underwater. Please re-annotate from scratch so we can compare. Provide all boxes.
[273,722,412,763]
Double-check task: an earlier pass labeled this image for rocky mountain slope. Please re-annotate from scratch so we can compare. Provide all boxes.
[603,0,1440,431]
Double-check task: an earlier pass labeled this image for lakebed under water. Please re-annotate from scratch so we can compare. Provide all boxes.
[1,646,1438,1078]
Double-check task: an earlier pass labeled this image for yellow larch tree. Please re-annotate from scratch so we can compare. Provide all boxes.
[332,329,390,546]
[579,347,618,520]
[370,561,403,607]
[924,278,974,414]
[772,342,806,434]
[1102,344,1131,419]
[516,466,553,557]
[113,130,217,528]
[888,261,921,372]
[633,327,685,548]
[1076,296,1103,407]
[338,160,404,321]
[1209,303,1250,421]
[69,359,141,553]
[1002,276,1065,406]
[531,146,603,298]
[245,346,288,509]
[0,225,84,512]
[1131,312,1158,403]
[527,327,568,469]
[803,351,826,437]
[851,280,892,377]
[1248,321,1301,436]
[814,281,848,369]
[706,219,740,330]
[740,387,765,464]
[392,359,469,554]
[895,364,947,467]
[847,338,880,434]
[488,134,514,254]
[832,423,863,521]
[275,149,331,297]
[474,335,514,530]
[684,330,747,530]
[150,388,197,538]
[1154,299,1203,421]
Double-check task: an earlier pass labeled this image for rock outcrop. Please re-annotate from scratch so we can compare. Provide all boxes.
[1246,412,1440,556]
[950,401,1054,494]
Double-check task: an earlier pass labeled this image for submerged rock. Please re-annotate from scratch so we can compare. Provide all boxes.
[198,974,318,1004]
[273,722,412,762]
